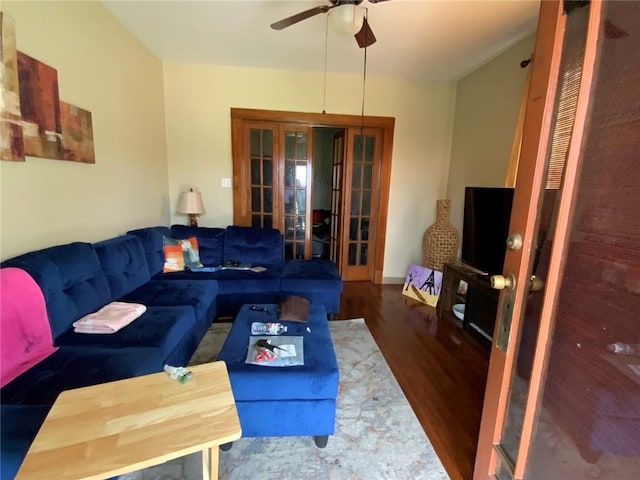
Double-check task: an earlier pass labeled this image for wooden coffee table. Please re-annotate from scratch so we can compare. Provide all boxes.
[15,361,241,480]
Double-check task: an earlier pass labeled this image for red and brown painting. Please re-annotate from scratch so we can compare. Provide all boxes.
[1,12,95,163]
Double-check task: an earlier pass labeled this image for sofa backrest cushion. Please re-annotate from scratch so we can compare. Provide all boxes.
[126,226,171,275]
[0,268,58,388]
[170,225,225,267]
[93,235,151,299]
[0,243,112,339]
[223,226,283,267]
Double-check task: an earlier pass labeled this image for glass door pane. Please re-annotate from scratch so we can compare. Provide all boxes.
[249,127,274,229]
[283,129,310,260]
[525,2,639,477]
[347,133,374,266]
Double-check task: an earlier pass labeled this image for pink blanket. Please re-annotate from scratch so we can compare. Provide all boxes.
[72,301,146,334]
[0,268,58,388]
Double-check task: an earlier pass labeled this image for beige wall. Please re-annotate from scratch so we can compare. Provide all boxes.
[0,1,168,260]
[163,63,457,281]
[0,1,529,282]
[447,34,536,239]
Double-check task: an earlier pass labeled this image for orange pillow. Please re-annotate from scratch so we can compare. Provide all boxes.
[162,236,203,272]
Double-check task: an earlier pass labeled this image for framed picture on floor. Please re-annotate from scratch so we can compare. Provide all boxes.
[402,264,443,307]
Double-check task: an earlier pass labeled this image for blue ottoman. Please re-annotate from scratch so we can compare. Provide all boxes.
[280,260,343,315]
[217,303,339,448]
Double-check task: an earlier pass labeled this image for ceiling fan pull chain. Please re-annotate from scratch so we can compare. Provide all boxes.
[360,8,369,135]
[322,14,329,114]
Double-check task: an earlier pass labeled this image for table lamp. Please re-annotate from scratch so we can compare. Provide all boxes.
[177,188,205,227]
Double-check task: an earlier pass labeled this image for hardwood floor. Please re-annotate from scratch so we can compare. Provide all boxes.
[335,282,490,480]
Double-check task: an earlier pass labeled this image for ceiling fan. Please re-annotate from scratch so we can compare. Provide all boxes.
[270,0,391,48]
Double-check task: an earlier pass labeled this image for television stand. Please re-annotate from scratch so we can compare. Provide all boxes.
[436,262,499,349]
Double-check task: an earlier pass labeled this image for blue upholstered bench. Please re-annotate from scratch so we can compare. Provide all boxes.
[217,304,339,448]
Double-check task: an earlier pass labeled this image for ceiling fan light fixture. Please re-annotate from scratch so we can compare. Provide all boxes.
[329,4,364,35]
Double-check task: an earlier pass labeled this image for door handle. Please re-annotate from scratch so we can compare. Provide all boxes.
[529,275,545,292]
[491,273,544,292]
[491,273,516,290]
[490,273,516,352]
[490,273,545,352]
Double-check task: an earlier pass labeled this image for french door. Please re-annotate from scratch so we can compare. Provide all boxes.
[476,1,639,478]
[231,108,395,282]
[339,127,382,281]
[329,130,345,267]
[233,121,312,260]
[282,126,313,260]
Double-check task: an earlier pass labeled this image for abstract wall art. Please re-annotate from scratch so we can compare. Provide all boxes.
[0,12,95,163]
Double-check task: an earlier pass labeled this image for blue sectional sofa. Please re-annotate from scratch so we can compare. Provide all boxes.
[128,225,342,316]
[0,224,342,479]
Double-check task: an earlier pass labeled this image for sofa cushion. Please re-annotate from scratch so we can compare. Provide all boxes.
[0,346,162,405]
[54,305,196,361]
[214,267,282,295]
[162,236,203,272]
[121,278,218,327]
[280,259,341,290]
[56,306,196,358]
[223,226,283,267]
[280,260,342,314]
[0,243,112,340]
[0,405,50,480]
[93,234,151,299]
[127,226,172,276]
[170,225,225,267]
[0,268,58,388]
[213,267,284,317]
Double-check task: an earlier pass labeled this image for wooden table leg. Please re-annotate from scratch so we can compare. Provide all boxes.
[202,449,210,480]
[202,446,219,480]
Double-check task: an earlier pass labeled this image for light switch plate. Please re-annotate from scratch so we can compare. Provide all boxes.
[221,177,231,188]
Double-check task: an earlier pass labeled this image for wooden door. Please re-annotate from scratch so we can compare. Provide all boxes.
[281,125,313,259]
[329,130,346,266]
[232,120,312,259]
[231,108,394,282]
[235,121,279,229]
[476,1,640,478]
[339,127,382,281]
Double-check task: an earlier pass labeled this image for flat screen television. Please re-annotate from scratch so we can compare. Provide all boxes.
[461,187,514,275]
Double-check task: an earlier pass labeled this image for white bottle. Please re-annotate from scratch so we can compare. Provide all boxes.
[251,322,287,335]
[164,364,193,383]
[607,342,640,355]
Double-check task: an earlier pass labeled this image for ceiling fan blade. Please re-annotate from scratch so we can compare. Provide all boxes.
[354,17,377,48]
[270,6,331,30]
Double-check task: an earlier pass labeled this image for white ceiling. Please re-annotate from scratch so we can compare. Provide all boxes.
[103,0,540,82]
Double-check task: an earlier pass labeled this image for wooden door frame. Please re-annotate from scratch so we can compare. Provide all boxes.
[476,0,603,477]
[474,0,566,476]
[231,108,395,284]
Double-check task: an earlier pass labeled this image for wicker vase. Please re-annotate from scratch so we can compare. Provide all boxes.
[422,199,459,271]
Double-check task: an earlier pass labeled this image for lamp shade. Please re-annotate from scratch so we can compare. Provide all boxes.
[177,190,205,215]
[329,4,364,35]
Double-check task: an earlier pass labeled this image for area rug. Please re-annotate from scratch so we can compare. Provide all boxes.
[120,319,448,480]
